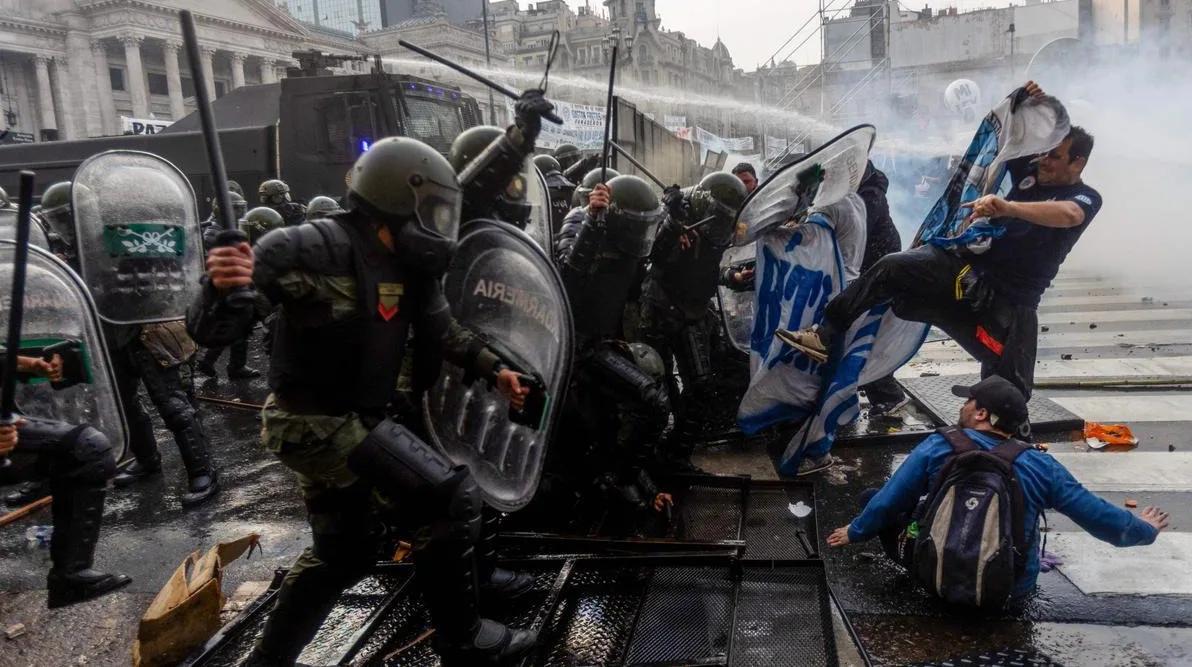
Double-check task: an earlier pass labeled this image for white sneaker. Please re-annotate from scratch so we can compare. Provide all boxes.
[796,453,836,476]
[775,325,829,363]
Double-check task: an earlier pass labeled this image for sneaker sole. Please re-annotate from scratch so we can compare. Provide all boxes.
[774,330,829,363]
[796,457,836,477]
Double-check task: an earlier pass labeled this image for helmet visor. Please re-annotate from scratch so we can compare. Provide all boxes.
[609,204,665,258]
[414,176,462,244]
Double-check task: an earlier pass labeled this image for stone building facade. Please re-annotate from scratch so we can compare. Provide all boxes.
[0,0,364,143]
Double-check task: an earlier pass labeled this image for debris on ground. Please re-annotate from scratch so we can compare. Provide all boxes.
[5,623,26,640]
[1171,445,1177,452]
[1089,323,1098,329]
[1084,422,1139,450]
[920,371,939,377]
[1041,326,1050,332]
[1125,499,1139,508]
[1061,354,1074,360]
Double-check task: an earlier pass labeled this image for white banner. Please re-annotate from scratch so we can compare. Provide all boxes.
[694,127,755,163]
[664,115,687,132]
[121,117,172,135]
[506,99,606,151]
[765,135,788,155]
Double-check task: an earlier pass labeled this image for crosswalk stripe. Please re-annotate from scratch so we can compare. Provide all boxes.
[1048,395,1192,423]
[897,355,1192,382]
[889,452,1192,492]
[1050,532,1192,596]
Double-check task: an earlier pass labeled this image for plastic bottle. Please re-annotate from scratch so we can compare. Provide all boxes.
[25,524,53,548]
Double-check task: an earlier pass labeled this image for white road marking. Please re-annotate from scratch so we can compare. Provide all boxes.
[1050,531,1192,596]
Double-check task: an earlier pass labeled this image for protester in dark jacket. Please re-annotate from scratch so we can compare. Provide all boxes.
[856,161,908,417]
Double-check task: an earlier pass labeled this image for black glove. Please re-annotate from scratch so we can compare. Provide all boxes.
[662,186,688,222]
[515,89,554,144]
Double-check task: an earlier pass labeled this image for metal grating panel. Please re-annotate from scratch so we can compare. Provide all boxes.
[731,567,836,667]
[623,567,733,665]
[538,566,649,666]
[899,373,1084,432]
[742,486,818,560]
[678,485,744,542]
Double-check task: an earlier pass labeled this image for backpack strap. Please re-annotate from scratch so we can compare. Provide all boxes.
[994,438,1032,577]
[991,438,1031,466]
[937,426,980,454]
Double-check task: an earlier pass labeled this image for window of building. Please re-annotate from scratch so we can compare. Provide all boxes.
[181,77,196,98]
[109,67,125,92]
[1159,0,1170,7]
[147,72,169,96]
[215,81,227,97]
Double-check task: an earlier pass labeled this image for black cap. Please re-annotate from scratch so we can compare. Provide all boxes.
[731,162,756,176]
[952,376,1029,430]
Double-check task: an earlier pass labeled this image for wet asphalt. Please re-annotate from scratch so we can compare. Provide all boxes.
[2,339,1191,666]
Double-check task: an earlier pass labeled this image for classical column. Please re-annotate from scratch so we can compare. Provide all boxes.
[49,57,75,140]
[91,40,116,135]
[32,55,57,136]
[230,52,246,90]
[120,34,149,118]
[162,40,186,120]
[259,57,277,84]
[200,47,216,99]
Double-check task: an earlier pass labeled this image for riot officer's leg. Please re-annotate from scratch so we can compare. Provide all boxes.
[477,507,535,601]
[636,302,682,427]
[197,346,223,376]
[667,315,714,467]
[348,420,536,664]
[18,418,133,607]
[127,341,218,507]
[227,336,260,379]
[110,343,163,487]
[252,475,375,664]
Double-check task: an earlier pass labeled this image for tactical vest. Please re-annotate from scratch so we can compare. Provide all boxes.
[268,219,420,418]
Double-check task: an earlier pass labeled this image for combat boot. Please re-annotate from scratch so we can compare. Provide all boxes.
[418,477,536,664]
[175,421,219,508]
[112,458,162,488]
[4,479,49,507]
[46,487,131,608]
[227,339,260,380]
[477,509,535,602]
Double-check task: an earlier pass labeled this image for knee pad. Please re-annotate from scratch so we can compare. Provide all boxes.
[157,394,197,432]
[61,425,116,485]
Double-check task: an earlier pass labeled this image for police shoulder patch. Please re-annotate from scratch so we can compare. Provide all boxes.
[377,282,404,321]
[1073,194,1093,206]
[1018,176,1036,190]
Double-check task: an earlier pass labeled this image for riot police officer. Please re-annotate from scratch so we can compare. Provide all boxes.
[200,191,248,252]
[45,178,219,508]
[37,181,77,264]
[0,354,131,607]
[551,174,673,531]
[553,143,581,173]
[557,167,620,238]
[258,179,307,227]
[639,172,751,463]
[190,92,556,665]
[448,125,538,228]
[305,195,343,220]
[534,154,574,233]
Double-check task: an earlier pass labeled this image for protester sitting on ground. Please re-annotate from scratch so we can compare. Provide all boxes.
[826,376,1168,604]
[778,82,1100,400]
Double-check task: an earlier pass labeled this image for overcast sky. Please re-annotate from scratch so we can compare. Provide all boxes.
[533,1,1023,73]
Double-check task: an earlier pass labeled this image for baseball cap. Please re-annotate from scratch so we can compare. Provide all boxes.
[952,376,1029,431]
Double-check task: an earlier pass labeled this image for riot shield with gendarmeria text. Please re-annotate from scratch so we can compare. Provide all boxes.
[71,150,204,325]
[424,220,574,512]
[0,242,128,462]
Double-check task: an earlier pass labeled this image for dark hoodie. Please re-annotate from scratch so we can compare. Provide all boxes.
[857,161,903,273]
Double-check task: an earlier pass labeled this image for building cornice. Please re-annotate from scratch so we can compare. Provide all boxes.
[76,0,310,43]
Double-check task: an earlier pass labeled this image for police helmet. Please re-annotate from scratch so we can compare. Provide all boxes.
[572,167,620,208]
[239,206,284,244]
[605,174,664,258]
[306,195,343,218]
[533,154,562,176]
[689,171,748,248]
[448,126,504,173]
[259,179,291,205]
[553,143,581,170]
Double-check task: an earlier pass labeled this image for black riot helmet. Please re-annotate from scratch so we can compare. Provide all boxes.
[553,144,581,171]
[533,154,562,177]
[572,167,620,208]
[348,136,462,276]
[239,206,284,244]
[39,181,75,246]
[448,125,504,173]
[605,174,665,258]
[689,171,748,248]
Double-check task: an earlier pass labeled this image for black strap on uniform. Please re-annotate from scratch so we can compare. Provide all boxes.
[937,425,978,454]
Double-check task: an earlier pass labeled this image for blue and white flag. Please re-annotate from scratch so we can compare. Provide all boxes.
[724,93,1070,474]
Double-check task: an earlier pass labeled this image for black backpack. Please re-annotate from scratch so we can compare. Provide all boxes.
[911,426,1030,608]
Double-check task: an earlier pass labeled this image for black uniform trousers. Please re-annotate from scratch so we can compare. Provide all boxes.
[109,339,212,477]
[824,245,1039,398]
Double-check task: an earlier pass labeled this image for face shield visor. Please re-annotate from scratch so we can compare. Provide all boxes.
[396,173,463,276]
[608,203,665,258]
[690,189,738,248]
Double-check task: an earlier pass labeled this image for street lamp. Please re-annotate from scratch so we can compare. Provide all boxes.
[605,27,635,64]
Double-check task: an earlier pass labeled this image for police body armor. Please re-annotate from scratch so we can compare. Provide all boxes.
[70,150,205,326]
[266,216,426,419]
[717,125,875,353]
[0,243,129,462]
[424,220,573,512]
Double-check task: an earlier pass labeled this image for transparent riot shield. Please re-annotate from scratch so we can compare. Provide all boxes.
[732,125,875,246]
[424,220,574,512]
[0,242,128,462]
[71,150,204,325]
[716,243,758,354]
[523,162,554,253]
